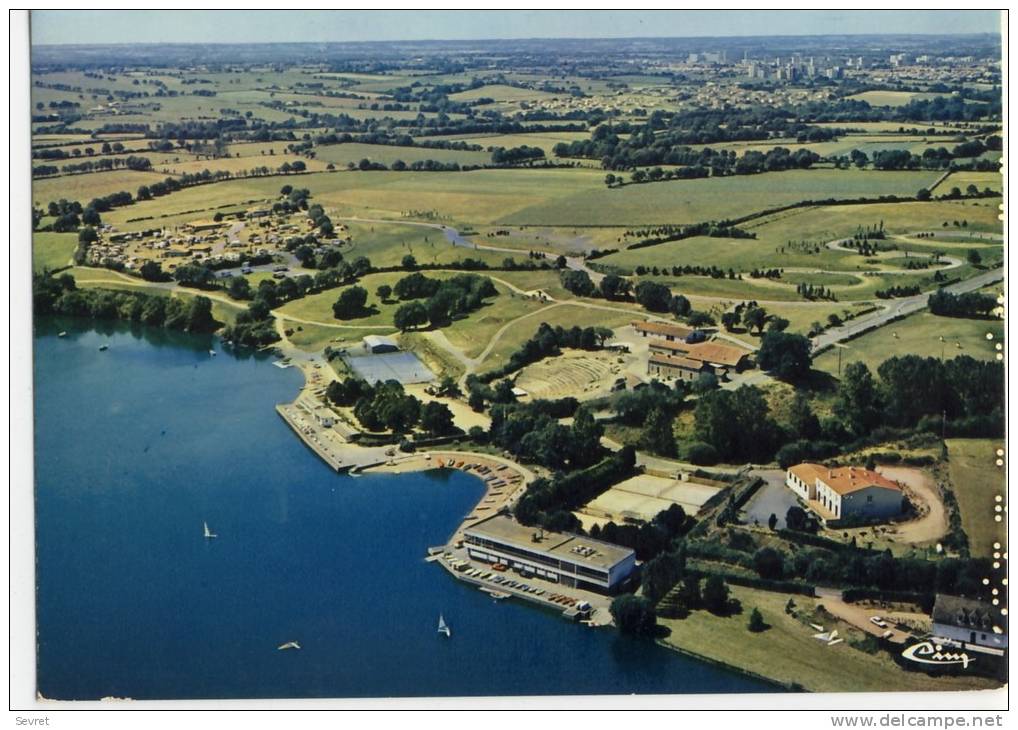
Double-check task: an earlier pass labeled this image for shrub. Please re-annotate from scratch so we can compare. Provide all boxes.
[685,441,719,466]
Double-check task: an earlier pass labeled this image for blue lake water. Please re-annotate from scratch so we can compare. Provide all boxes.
[34,317,776,699]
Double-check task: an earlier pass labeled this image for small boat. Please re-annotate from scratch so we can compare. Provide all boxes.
[277,641,301,651]
[203,521,218,539]
[209,349,217,357]
[437,614,451,638]
[98,344,109,352]
[57,331,67,338]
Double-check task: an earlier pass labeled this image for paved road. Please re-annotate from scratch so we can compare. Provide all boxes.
[811,268,1003,353]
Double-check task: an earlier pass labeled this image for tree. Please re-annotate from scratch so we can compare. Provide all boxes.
[420,401,456,436]
[393,301,428,331]
[401,254,418,270]
[721,311,741,331]
[786,392,821,440]
[604,173,617,188]
[785,506,809,532]
[757,331,812,381]
[702,575,730,615]
[833,362,882,436]
[768,513,778,530]
[639,407,677,457]
[767,316,790,332]
[376,284,392,302]
[77,226,98,245]
[743,306,767,334]
[687,311,715,328]
[967,249,982,266]
[634,281,672,312]
[139,261,167,282]
[642,552,685,603]
[694,385,779,463]
[560,269,595,297]
[753,547,785,580]
[609,594,658,636]
[332,286,368,319]
[599,274,631,301]
[669,294,691,318]
[917,188,932,201]
[748,607,767,633]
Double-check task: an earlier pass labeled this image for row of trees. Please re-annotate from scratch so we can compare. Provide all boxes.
[33,272,217,334]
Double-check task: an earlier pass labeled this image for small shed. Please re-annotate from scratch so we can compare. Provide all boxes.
[363,335,399,354]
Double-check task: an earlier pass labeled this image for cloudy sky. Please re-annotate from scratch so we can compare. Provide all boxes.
[31,9,1002,45]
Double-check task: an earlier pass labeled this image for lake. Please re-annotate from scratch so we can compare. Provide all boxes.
[33,317,775,699]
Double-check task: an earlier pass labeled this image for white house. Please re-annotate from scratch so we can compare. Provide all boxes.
[931,594,1008,655]
[785,463,905,525]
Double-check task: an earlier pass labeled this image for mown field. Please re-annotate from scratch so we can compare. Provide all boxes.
[32,169,169,207]
[945,438,1007,558]
[658,583,996,693]
[812,311,1004,375]
[33,232,78,273]
[498,169,943,227]
[340,221,511,268]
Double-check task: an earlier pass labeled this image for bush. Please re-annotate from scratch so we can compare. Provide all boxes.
[685,441,719,466]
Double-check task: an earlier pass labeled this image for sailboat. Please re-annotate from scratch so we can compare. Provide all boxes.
[437,614,451,638]
[203,521,218,539]
[277,641,301,651]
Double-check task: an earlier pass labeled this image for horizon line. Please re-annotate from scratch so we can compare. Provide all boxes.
[31,30,1003,49]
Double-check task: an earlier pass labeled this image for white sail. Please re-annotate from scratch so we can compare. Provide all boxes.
[437,614,451,637]
[204,521,217,539]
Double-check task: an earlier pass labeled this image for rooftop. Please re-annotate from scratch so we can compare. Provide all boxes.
[684,341,752,368]
[634,320,695,339]
[464,514,634,571]
[933,594,1006,633]
[649,352,703,370]
[788,463,902,495]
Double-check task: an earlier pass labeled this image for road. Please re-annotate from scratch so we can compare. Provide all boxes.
[811,267,1003,352]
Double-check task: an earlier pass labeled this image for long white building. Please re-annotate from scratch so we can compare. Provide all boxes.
[463,514,637,594]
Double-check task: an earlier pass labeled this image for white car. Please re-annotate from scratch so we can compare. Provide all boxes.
[869,616,889,628]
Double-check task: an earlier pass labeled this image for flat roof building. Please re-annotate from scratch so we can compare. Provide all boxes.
[463,514,637,594]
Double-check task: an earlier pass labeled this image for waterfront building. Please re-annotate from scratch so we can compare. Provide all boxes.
[462,515,637,594]
[785,463,904,525]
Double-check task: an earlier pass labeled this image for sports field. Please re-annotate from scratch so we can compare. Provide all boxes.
[33,232,78,273]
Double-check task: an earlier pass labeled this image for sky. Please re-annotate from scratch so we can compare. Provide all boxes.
[30,9,1002,46]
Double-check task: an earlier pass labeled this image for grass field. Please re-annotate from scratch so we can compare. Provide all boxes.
[812,311,1004,375]
[448,84,562,103]
[342,222,511,268]
[275,272,407,327]
[33,232,78,273]
[422,131,592,156]
[499,169,943,227]
[945,439,1007,558]
[32,169,170,207]
[474,302,641,373]
[658,583,995,692]
[936,170,1003,194]
[845,90,949,107]
[439,292,549,360]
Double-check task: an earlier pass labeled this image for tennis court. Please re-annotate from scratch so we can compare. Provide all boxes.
[344,351,436,385]
[581,474,724,522]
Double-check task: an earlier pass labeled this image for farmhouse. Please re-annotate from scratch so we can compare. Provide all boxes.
[931,594,1008,655]
[463,514,636,594]
[648,352,719,382]
[646,338,752,374]
[633,320,703,343]
[785,463,904,525]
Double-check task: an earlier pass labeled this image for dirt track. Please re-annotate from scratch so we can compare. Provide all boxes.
[878,465,950,545]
